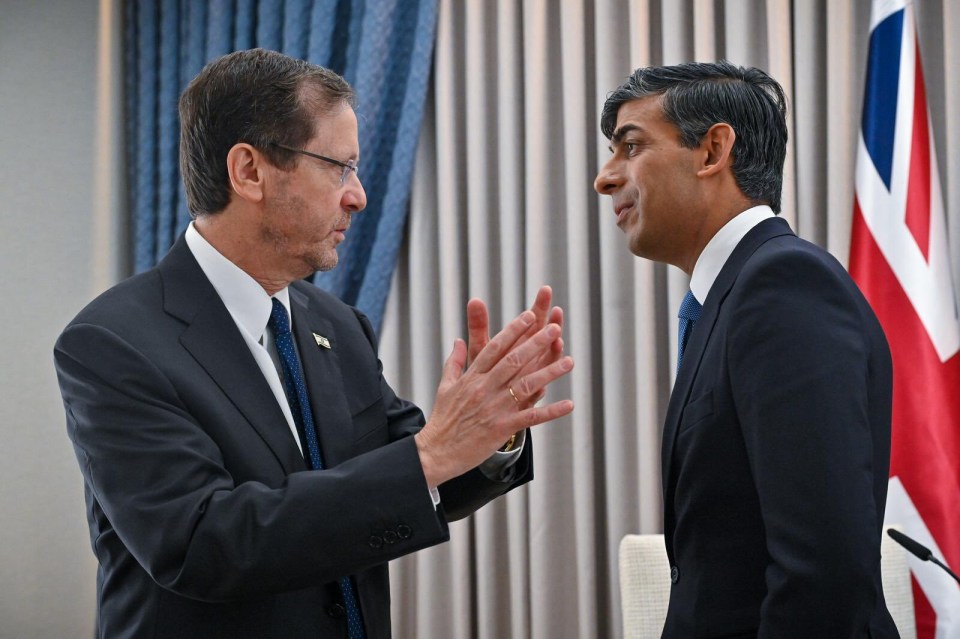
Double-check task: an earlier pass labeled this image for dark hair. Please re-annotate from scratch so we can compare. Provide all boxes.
[178,48,356,216]
[600,61,788,213]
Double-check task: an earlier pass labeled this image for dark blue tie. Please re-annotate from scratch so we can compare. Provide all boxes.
[677,290,703,373]
[269,299,365,639]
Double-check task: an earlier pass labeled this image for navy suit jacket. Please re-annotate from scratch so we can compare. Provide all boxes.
[661,217,899,638]
[54,238,531,639]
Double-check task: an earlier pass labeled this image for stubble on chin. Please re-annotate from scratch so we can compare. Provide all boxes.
[313,249,339,273]
[260,194,341,277]
[313,214,350,273]
[261,226,340,276]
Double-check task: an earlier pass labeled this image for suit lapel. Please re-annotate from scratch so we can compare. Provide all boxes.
[661,217,794,497]
[288,286,354,469]
[159,239,305,474]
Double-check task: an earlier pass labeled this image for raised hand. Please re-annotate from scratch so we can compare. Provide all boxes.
[415,308,574,488]
[466,286,566,409]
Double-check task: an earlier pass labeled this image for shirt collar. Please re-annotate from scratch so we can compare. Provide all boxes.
[689,205,776,304]
[185,222,291,342]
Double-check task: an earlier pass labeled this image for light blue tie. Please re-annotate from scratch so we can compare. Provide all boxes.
[269,299,366,639]
[677,291,703,373]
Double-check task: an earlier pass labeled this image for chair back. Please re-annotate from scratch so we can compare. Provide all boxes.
[619,534,671,639]
[881,526,917,639]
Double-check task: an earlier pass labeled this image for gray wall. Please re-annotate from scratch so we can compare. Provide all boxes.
[0,0,121,636]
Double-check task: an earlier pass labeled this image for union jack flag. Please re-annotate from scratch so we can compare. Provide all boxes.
[851,1,960,637]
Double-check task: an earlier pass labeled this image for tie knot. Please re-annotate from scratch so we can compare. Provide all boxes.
[678,290,702,322]
[268,298,292,336]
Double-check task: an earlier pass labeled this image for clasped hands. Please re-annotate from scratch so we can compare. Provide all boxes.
[415,286,575,488]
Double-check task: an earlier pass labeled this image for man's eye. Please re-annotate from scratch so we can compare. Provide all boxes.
[625,142,639,155]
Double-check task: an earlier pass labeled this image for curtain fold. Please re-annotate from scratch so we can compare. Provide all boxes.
[123,0,437,331]
[382,1,960,637]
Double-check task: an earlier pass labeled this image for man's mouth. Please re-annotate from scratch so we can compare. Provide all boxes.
[331,224,349,243]
[614,202,634,226]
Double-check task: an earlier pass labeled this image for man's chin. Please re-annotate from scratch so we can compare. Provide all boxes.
[627,234,647,259]
[311,251,339,273]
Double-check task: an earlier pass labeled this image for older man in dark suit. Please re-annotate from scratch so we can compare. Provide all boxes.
[54,48,574,639]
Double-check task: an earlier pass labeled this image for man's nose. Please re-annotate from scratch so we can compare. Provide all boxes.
[343,176,367,213]
[594,158,622,195]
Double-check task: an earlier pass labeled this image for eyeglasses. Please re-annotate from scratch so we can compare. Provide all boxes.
[269,142,359,186]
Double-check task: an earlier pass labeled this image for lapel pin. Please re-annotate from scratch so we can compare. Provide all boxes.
[313,333,331,349]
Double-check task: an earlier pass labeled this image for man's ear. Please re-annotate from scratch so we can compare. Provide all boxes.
[697,123,736,178]
[226,143,266,204]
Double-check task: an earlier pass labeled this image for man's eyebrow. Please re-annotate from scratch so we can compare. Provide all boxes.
[611,124,641,146]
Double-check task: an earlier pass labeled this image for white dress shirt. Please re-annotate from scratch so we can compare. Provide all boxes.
[689,205,777,305]
[184,222,523,499]
[185,223,304,451]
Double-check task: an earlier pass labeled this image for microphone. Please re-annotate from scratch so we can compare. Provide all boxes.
[887,528,960,585]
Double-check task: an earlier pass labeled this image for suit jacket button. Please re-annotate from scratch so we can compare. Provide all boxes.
[369,535,384,549]
[383,530,399,544]
[327,603,346,618]
[670,566,680,584]
[396,524,412,539]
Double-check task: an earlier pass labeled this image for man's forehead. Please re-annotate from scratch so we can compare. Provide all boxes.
[610,96,676,143]
[309,106,359,151]
[610,99,651,140]
[615,96,664,128]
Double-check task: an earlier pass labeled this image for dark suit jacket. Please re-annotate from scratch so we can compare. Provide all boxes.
[661,217,899,638]
[54,238,531,639]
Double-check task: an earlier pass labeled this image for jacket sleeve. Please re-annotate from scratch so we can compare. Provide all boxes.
[54,321,450,603]
[726,247,888,638]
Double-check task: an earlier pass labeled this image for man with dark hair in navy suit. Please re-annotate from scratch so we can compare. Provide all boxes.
[595,61,899,638]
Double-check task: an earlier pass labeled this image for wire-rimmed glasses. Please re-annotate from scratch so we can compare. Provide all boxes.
[270,142,359,185]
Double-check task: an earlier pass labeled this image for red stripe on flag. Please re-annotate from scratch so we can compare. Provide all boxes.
[912,580,936,639]
[851,199,960,639]
[904,41,933,261]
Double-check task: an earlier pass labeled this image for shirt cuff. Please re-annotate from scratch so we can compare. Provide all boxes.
[425,430,527,506]
[478,429,526,482]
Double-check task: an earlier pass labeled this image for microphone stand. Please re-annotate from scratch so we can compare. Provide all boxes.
[887,528,960,585]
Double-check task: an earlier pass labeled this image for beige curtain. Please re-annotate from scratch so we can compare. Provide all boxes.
[380,1,960,637]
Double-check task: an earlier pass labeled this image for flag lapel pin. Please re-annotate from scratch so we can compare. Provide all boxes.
[313,333,331,349]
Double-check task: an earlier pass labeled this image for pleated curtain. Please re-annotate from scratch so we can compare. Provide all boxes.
[380,1,960,637]
[123,0,437,330]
